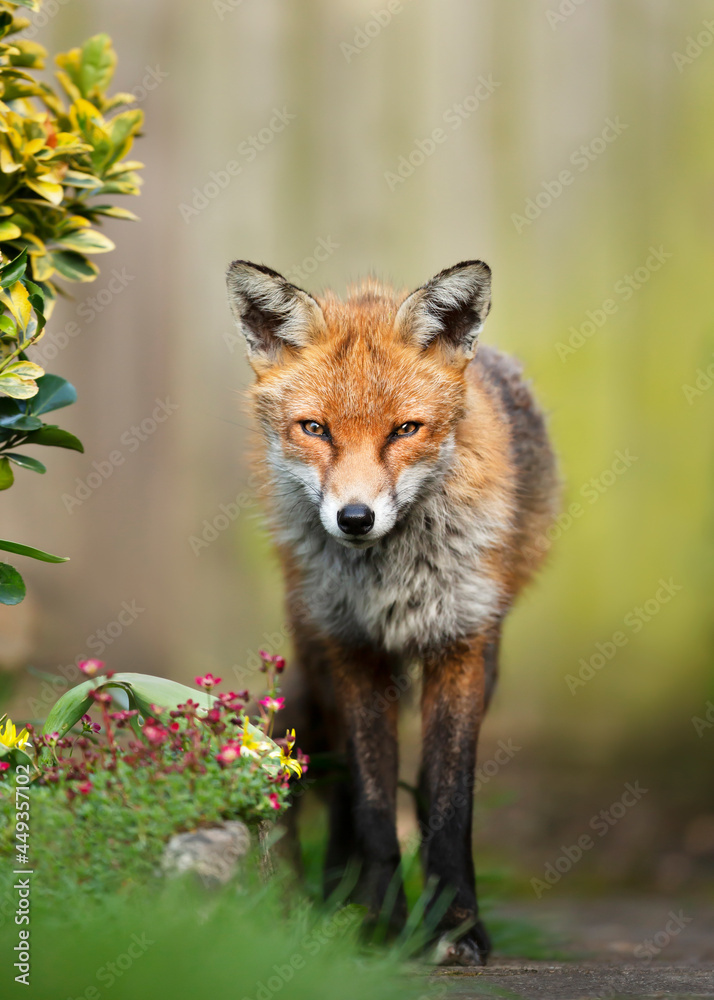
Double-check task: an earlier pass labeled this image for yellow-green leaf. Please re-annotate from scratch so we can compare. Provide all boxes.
[53,228,115,254]
[3,360,44,379]
[0,456,14,490]
[24,176,63,205]
[0,281,31,331]
[0,373,38,399]
[0,220,21,239]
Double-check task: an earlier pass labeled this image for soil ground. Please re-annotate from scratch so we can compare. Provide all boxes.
[427,896,714,999]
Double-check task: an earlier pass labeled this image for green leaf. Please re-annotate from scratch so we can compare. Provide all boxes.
[0,413,42,431]
[0,538,67,562]
[28,373,77,414]
[0,397,42,430]
[88,205,139,222]
[0,220,21,240]
[62,169,103,189]
[0,372,39,399]
[79,34,116,98]
[42,681,94,737]
[48,250,99,282]
[21,425,84,452]
[0,248,27,288]
[42,673,278,752]
[0,315,16,337]
[53,229,115,254]
[5,452,46,473]
[0,456,14,489]
[0,563,25,606]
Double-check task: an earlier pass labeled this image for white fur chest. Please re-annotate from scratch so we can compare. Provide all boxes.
[277,489,509,653]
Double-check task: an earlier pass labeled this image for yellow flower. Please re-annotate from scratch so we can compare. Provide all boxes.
[239,720,270,759]
[0,718,31,753]
[269,730,303,779]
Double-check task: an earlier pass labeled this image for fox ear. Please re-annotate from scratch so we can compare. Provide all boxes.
[225,260,326,362]
[394,260,492,359]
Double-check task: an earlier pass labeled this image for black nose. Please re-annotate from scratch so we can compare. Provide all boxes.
[337,503,375,536]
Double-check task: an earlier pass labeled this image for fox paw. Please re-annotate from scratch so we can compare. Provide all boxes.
[432,921,491,967]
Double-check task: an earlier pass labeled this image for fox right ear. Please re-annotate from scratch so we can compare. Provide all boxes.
[225,261,326,364]
[394,260,492,360]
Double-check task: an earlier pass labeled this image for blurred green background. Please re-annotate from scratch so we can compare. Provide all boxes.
[1,0,712,894]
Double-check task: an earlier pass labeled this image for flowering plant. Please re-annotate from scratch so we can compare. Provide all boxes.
[0,652,307,899]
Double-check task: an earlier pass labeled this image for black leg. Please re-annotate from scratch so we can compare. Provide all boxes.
[419,633,493,965]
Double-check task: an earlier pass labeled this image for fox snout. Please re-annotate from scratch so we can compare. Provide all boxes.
[319,474,399,548]
[336,504,374,535]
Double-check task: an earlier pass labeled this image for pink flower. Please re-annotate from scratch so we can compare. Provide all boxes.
[268,792,281,811]
[78,659,104,677]
[143,720,169,744]
[274,656,286,673]
[195,673,221,690]
[0,761,9,773]
[78,780,93,795]
[216,742,241,767]
[217,690,249,707]
[259,696,285,713]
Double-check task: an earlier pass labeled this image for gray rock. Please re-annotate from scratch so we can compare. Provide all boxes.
[162,821,251,887]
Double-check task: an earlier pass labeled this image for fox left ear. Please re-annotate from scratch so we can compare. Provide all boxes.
[225,260,326,365]
[394,260,492,359]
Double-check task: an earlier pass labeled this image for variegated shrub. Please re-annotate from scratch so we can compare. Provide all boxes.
[0,0,143,603]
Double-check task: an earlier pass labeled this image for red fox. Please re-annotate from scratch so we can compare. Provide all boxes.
[225,259,558,965]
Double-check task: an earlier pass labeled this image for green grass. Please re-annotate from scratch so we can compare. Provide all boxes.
[1,870,438,1000]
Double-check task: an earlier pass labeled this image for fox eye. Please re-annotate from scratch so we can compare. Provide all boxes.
[300,420,330,440]
[391,422,421,439]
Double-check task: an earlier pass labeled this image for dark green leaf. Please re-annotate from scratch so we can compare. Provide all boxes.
[5,452,46,473]
[49,251,99,282]
[0,563,25,605]
[21,425,84,452]
[0,248,28,288]
[0,539,68,562]
[28,374,77,415]
[0,413,42,431]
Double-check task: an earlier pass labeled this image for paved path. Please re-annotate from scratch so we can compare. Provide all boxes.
[428,897,714,999]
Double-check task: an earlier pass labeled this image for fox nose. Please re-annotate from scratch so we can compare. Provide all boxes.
[337,503,375,536]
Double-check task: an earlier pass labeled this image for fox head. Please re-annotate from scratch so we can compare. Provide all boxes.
[226,260,492,548]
